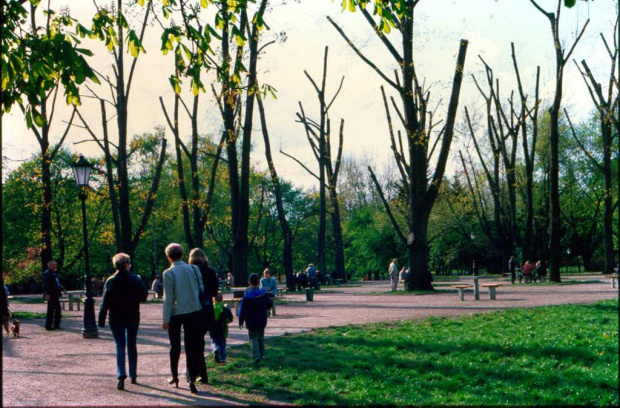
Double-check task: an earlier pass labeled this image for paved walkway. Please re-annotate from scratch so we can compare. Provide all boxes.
[2,274,618,406]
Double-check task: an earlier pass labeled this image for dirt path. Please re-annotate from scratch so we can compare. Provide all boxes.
[2,274,617,406]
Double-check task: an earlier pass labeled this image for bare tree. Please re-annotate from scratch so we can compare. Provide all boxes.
[530,0,589,282]
[283,47,346,283]
[329,2,468,290]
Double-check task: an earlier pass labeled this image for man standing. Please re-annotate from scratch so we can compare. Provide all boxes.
[389,259,399,291]
[43,260,64,330]
[306,264,317,289]
[508,256,516,284]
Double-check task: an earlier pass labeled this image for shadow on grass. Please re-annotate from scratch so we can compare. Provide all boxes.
[215,300,618,405]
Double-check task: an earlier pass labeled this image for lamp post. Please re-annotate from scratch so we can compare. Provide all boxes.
[566,247,571,274]
[470,232,476,275]
[73,155,98,339]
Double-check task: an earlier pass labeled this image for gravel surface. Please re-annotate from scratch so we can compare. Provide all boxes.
[2,274,617,407]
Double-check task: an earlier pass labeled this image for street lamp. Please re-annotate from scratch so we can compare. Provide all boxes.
[73,155,98,339]
[470,232,476,275]
[567,247,571,274]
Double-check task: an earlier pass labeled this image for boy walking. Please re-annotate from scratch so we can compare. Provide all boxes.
[238,273,273,364]
[210,293,233,363]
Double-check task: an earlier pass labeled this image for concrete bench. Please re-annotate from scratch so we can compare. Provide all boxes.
[481,283,502,300]
[52,297,81,311]
[452,285,472,301]
[609,274,618,288]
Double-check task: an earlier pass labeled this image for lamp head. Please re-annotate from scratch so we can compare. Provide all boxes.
[73,155,92,187]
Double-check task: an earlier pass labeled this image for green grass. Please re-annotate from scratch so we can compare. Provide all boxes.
[10,311,47,319]
[210,299,619,405]
[9,296,45,304]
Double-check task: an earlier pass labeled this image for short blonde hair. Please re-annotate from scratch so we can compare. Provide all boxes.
[112,253,131,271]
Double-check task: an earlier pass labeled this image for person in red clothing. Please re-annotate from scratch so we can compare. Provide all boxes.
[520,260,535,283]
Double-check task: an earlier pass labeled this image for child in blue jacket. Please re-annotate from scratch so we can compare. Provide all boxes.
[238,273,273,364]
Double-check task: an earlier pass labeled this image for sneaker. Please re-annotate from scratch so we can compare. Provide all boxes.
[214,352,221,363]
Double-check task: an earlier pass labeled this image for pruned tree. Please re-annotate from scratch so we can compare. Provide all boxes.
[282,46,346,283]
[530,0,589,282]
[511,42,541,263]
[75,0,167,258]
[569,26,619,274]
[330,1,468,290]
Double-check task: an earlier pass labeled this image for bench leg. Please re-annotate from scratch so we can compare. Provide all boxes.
[458,288,465,301]
[612,278,617,289]
[272,301,276,316]
[68,298,73,311]
[76,299,81,311]
[489,287,496,300]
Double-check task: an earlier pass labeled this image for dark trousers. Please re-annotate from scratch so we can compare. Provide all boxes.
[45,296,61,329]
[248,328,265,363]
[168,310,207,382]
[110,321,139,380]
[510,270,516,283]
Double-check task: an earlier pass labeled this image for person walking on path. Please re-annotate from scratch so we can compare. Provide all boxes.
[508,256,517,284]
[162,243,209,394]
[98,253,148,390]
[239,273,273,365]
[209,293,233,363]
[388,259,399,291]
[42,260,64,331]
[188,248,218,356]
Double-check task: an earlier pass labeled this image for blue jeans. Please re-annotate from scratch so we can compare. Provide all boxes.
[211,336,227,361]
[110,321,139,380]
[248,328,265,363]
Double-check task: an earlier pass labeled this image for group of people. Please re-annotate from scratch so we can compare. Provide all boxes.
[95,243,273,392]
[388,259,411,291]
[295,263,329,290]
[508,256,547,284]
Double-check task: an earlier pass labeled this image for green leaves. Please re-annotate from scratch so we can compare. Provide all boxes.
[564,0,577,7]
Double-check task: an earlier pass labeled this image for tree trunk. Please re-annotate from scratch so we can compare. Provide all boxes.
[257,95,296,291]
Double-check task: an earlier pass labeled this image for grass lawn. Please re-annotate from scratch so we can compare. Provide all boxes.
[209,299,619,405]
[10,311,47,319]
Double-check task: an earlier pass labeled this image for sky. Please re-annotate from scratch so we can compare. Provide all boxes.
[2,0,618,189]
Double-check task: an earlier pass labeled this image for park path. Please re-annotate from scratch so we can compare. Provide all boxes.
[2,274,618,407]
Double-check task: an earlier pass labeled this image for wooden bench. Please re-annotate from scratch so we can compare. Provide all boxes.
[452,285,472,301]
[148,290,162,300]
[481,283,502,300]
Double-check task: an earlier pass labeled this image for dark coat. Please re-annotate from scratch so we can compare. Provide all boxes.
[198,264,220,299]
[210,304,233,339]
[42,269,63,298]
[98,270,148,327]
[239,287,273,331]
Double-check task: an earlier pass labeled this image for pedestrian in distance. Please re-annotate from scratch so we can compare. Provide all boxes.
[239,273,273,365]
[508,255,517,284]
[388,259,399,291]
[98,253,148,390]
[162,243,209,394]
[261,268,278,316]
[42,260,65,331]
[151,275,164,298]
[209,293,233,363]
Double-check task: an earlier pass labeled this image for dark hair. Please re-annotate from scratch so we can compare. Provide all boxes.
[249,273,259,286]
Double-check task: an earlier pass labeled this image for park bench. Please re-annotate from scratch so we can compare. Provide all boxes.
[481,283,502,300]
[609,274,619,289]
[452,284,472,301]
[147,290,162,300]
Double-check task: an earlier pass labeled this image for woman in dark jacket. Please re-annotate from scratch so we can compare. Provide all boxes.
[188,248,218,342]
[98,253,148,390]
